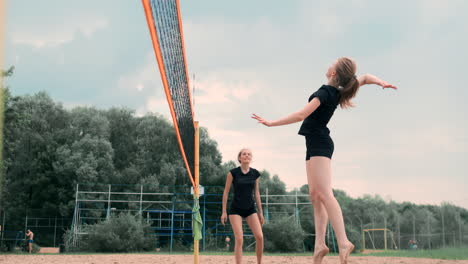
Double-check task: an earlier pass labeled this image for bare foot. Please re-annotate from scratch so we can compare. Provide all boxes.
[339,242,354,264]
[313,245,329,264]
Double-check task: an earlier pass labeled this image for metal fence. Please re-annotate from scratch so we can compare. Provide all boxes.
[2,184,466,253]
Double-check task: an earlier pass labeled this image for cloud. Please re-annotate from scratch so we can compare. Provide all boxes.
[135,96,169,118]
[208,128,245,138]
[11,17,109,48]
[116,53,161,92]
[116,53,174,118]
[193,70,264,105]
[390,127,467,158]
[418,0,467,26]
[183,17,299,70]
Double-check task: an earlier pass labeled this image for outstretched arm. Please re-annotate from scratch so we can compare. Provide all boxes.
[252,97,321,127]
[357,73,397,89]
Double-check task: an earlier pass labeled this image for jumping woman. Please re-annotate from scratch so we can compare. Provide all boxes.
[251,57,397,264]
[221,148,264,264]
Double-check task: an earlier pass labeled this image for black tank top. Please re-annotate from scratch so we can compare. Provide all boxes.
[230,167,260,209]
[298,85,341,136]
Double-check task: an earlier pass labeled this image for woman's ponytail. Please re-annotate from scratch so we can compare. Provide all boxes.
[333,57,359,108]
[339,75,359,108]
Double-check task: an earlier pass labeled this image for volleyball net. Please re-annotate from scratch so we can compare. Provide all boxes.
[142,0,196,186]
[142,1,202,262]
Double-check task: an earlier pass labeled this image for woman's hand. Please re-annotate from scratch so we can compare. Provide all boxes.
[380,81,398,90]
[251,114,272,127]
[221,212,228,226]
[258,213,265,225]
[359,74,398,90]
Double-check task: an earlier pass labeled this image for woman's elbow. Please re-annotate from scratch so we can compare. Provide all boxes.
[297,113,306,121]
[362,73,370,85]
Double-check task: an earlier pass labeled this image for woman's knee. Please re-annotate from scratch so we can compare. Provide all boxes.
[309,189,324,203]
[254,232,264,242]
[310,189,335,203]
[235,236,244,246]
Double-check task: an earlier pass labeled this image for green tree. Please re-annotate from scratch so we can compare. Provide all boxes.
[3,92,69,217]
[0,66,14,213]
[54,135,115,215]
[105,108,138,171]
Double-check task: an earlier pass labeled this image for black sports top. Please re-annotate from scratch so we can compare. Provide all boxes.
[298,85,341,136]
[230,167,260,209]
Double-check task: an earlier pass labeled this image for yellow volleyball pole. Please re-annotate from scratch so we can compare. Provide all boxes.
[194,121,200,264]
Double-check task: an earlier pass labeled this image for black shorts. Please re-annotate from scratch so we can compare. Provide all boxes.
[228,205,257,218]
[305,134,334,160]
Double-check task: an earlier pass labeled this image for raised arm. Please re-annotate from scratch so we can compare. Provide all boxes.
[255,178,264,225]
[221,172,233,225]
[252,97,321,127]
[357,73,397,89]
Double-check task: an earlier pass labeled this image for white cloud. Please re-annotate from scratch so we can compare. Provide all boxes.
[390,126,467,158]
[134,93,171,119]
[418,0,466,25]
[11,17,109,48]
[193,70,264,105]
[141,96,168,116]
[208,128,245,138]
[116,53,164,94]
[183,17,295,70]
[80,18,108,37]
[136,84,144,92]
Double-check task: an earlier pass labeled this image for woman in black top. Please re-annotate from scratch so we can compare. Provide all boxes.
[252,57,396,264]
[221,148,264,264]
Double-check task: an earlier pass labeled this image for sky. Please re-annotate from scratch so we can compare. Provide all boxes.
[3,0,468,209]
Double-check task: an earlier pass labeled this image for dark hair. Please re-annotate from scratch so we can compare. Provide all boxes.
[333,57,359,108]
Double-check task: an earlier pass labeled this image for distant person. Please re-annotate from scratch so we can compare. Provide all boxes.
[225,236,231,251]
[252,57,397,264]
[409,239,418,250]
[25,229,34,253]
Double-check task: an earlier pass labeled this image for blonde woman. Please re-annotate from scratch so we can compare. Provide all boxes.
[221,148,264,264]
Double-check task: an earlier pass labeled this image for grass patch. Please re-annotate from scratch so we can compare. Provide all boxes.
[356,247,468,260]
[2,247,467,260]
